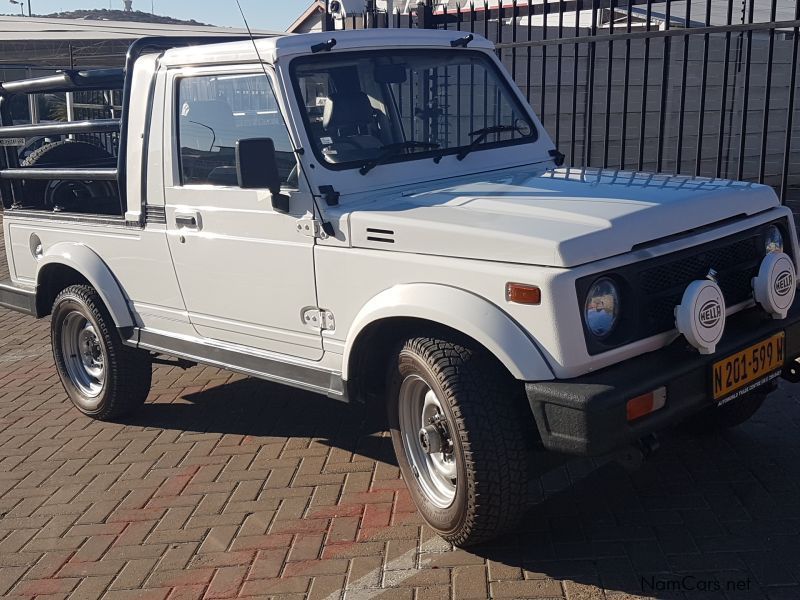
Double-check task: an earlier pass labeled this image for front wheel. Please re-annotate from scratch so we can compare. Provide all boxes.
[387,336,536,546]
[51,285,152,420]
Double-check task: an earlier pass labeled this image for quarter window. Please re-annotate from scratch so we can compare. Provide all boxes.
[177,73,296,187]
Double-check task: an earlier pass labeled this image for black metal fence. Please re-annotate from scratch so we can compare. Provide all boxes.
[71,89,122,157]
[333,0,800,203]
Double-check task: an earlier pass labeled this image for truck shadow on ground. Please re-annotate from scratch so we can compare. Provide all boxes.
[123,375,800,598]
[472,390,800,598]
[122,374,398,466]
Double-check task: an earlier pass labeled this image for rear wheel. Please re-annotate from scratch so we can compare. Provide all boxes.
[51,285,152,419]
[387,335,536,546]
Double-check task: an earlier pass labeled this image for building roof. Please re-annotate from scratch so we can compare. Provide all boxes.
[0,15,280,41]
[626,1,796,28]
[408,0,796,26]
[287,0,326,34]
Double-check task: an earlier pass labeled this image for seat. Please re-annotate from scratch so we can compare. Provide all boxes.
[321,92,383,162]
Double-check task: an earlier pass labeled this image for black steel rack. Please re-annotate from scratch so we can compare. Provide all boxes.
[0,36,257,216]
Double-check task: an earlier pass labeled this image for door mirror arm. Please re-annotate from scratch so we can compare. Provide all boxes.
[270,191,290,213]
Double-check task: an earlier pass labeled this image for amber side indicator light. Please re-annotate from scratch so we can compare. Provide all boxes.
[626,387,667,422]
[506,283,541,305]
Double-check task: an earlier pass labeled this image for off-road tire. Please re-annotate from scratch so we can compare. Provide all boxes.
[680,387,771,434]
[51,285,152,420]
[22,141,116,211]
[387,335,535,546]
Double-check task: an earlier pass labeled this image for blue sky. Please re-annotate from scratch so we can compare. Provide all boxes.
[18,1,304,30]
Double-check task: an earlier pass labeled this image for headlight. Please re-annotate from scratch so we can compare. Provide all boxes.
[584,277,620,338]
[765,225,784,254]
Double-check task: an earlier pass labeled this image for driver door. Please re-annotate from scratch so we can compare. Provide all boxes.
[163,66,322,361]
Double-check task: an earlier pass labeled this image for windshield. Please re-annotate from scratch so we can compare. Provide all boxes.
[290,49,537,171]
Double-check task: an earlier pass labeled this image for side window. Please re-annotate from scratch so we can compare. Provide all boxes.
[177,73,296,187]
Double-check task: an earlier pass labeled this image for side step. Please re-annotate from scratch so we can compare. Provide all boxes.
[0,279,37,316]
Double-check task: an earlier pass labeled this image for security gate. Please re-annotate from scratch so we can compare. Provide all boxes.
[333,0,800,204]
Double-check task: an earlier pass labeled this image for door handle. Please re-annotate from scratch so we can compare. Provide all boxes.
[175,211,201,230]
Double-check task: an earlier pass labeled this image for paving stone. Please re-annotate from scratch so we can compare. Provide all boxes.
[453,564,489,599]
[490,578,563,598]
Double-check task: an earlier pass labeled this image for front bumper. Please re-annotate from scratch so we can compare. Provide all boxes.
[526,301,800,456]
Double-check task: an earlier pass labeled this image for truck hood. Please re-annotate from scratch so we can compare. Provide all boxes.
[346,168,780,267]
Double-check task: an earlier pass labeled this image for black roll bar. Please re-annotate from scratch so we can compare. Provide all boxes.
[0,35,263,213]
[0,168,118,181]
[0,119,120,138]
[0,69,125,96]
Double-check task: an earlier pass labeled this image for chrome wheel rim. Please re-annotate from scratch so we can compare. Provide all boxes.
[398,375,457,508]
[61,311,105,403]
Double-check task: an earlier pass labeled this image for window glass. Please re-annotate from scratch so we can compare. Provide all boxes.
[177,73,296,187]
[292,50,536,169]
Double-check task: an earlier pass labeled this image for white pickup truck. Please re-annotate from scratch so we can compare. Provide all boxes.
[1,30,798,546]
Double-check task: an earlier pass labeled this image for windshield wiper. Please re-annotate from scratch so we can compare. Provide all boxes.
[456,125,522,161]
[359,141,439,175]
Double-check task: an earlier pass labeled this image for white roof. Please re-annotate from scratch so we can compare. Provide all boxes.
[161,28,494,65]
[0,15,280,41]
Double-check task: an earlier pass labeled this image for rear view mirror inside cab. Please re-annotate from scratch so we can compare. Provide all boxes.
[236,137,290,213]
[374,64,407,84]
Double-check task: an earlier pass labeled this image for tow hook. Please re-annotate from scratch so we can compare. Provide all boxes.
[639,433,660,457]
[782,358,800,383]
[614,434,660,472]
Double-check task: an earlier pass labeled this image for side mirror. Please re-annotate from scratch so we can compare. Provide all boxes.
[236,137,290,213]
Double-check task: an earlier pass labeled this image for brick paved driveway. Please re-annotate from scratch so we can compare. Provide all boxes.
[2,214,800,600]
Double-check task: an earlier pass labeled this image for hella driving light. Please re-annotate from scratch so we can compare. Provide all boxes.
[753,252,796,319]
[765,225,784,255]
[584,277,620,338]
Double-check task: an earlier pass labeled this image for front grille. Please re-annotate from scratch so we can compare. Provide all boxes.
[576,220,789,356]
[638,235,761,335]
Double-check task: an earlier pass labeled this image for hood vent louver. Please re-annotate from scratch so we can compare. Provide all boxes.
[366,227,395,244]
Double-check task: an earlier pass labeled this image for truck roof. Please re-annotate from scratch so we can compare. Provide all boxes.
[160,28,495,66]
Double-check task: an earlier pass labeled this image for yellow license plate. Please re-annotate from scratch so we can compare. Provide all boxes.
[712,332,785,401]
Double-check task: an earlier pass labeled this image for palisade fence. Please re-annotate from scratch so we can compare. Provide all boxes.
[333,0,800,204]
